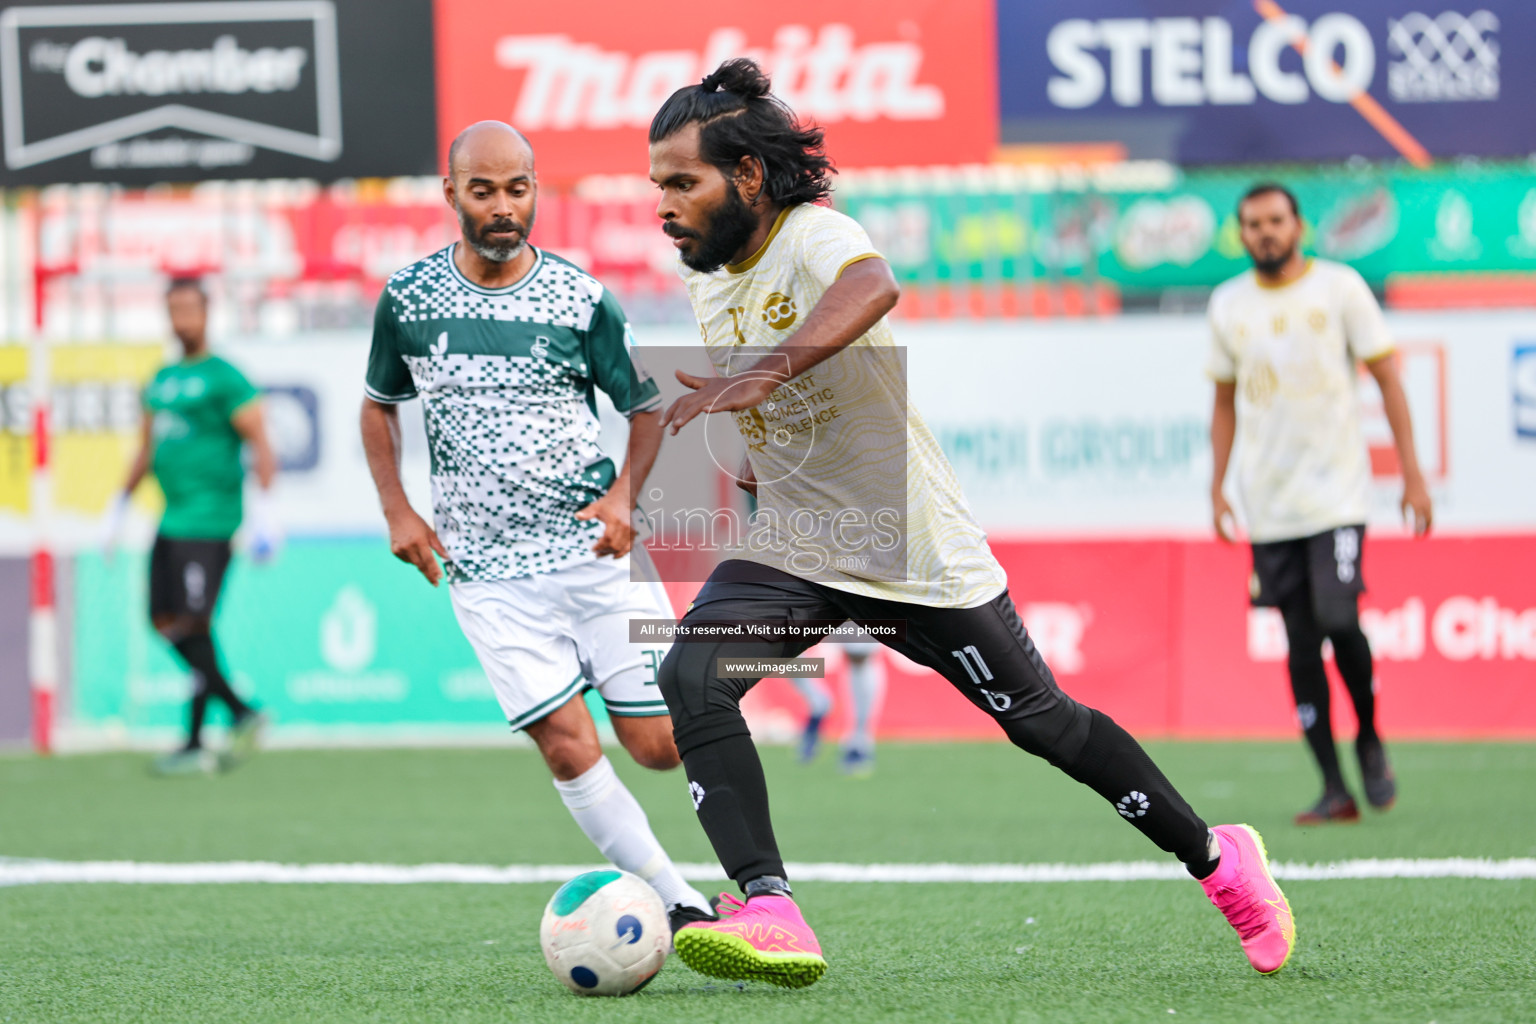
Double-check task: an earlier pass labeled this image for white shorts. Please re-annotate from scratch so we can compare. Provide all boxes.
[450,555,673,732]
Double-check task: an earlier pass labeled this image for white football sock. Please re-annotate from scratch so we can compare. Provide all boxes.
[792,677,833,718]
[552,756,710,912]
[845,654,886,753]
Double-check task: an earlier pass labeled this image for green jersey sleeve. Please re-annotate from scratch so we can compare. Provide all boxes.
[365,288,419,403]
[219,358,261,418]
[584,288,661,417]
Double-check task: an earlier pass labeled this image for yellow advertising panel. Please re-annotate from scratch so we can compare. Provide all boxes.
[0,343,167,516]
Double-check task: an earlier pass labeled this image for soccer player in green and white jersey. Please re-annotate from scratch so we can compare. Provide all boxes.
[359,122,713,928]
[110,277,278,775]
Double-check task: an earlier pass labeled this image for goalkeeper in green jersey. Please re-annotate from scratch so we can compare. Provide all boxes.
[108,278,279,775]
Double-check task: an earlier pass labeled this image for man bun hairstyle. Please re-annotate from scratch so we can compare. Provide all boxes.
[649,58,834,207]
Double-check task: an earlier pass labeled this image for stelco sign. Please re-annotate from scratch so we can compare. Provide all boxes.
[998,2,1531,164]
[436,0,996,180]
[0,0,439,186]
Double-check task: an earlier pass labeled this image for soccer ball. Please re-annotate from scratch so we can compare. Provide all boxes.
[539,869,669,996]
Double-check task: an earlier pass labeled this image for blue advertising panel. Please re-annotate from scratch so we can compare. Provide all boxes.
[998,1,1535,163]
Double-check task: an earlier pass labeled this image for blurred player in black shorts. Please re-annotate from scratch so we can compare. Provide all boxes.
[1207,184,1433,824]
[107,278,279,775]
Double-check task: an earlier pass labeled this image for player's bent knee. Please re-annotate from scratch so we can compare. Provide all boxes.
[630,741,681,772]
[1002,697,1093,767]
[153,613,208,642]
[655,640,755,756]
[614,716,682,771]
[1316,603,1360,636]
[527,726,603,781]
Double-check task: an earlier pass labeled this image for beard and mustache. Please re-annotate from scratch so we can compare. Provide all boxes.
[664,186,761,273]
[1248,237,1298,275]
[460,205,536,264]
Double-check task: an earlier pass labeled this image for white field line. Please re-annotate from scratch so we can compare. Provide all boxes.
[2,858,1534,887]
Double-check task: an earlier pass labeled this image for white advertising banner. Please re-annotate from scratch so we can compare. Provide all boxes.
[7,309,1532,554]
[892,312,1536,537]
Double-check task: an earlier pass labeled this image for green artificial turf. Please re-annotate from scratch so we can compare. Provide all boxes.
[2,742,1533,1022]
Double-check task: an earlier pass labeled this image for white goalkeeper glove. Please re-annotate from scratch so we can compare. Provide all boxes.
[247,490,283,564]
[101,493,129,565]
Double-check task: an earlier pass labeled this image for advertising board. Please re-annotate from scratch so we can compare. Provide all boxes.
[434,0,996,180]
[0,0,438,185]
[739,534,1536,740]
[998,1,1536,163]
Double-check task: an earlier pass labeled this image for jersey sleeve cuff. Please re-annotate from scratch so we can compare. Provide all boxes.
[1362,346,1397,364]
[1205,371,1237,384]
[364,382,418,404]
[621,394,664,418]
[835,253,883,278]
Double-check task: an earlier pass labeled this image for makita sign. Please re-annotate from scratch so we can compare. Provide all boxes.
[497,26,944,132]
[0,0,438,186]
[437,0,995,179]
[998,1,1536,163]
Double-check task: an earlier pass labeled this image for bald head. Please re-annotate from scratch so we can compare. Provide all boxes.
[447,120,534,180]
[444,120,539,268]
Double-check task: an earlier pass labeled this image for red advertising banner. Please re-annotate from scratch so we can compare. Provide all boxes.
[433,0,997,181]
[716,535,1536,742]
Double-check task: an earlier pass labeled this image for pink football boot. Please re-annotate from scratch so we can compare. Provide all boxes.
[1200,824,1297,974]
[673,892,827,988]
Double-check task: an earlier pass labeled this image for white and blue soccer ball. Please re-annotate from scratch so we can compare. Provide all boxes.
[539,869,669,996]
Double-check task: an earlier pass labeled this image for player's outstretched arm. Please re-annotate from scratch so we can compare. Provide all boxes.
[121,412,154,498]
[1366,353,1433,535]
[360,396,447,585]
[103,413,155,561]
[662,258,900,434]
[232,400,282,561]
[577,409,663,558]
[1209,381,1240,543]
[231,401,277,491]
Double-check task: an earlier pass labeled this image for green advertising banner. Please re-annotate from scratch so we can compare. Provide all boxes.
[837,162,1536,293]
[71,539,612,743]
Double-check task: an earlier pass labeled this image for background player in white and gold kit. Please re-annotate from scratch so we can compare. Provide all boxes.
[1208,184,1433,825]
[648,59,1295,988]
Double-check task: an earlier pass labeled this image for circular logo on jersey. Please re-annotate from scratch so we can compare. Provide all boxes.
[761,292,798,330]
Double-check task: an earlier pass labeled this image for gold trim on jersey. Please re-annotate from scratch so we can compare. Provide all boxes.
[1253,258,1315,290]
[727,207,795,275]
[836,253,883,278]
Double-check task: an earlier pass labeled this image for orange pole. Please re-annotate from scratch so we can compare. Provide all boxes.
[1253,0,1432,168]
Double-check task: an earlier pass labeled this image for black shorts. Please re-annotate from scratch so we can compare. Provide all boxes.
[676,559,1065,728]
[149,535,233,619]
[1250,524,1365,625]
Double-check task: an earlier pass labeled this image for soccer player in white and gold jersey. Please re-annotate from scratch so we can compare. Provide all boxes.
[1209,184,1432,826]
[647,59,1295,988]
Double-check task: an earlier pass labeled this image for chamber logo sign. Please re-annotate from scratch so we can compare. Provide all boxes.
[1,1,341,173]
